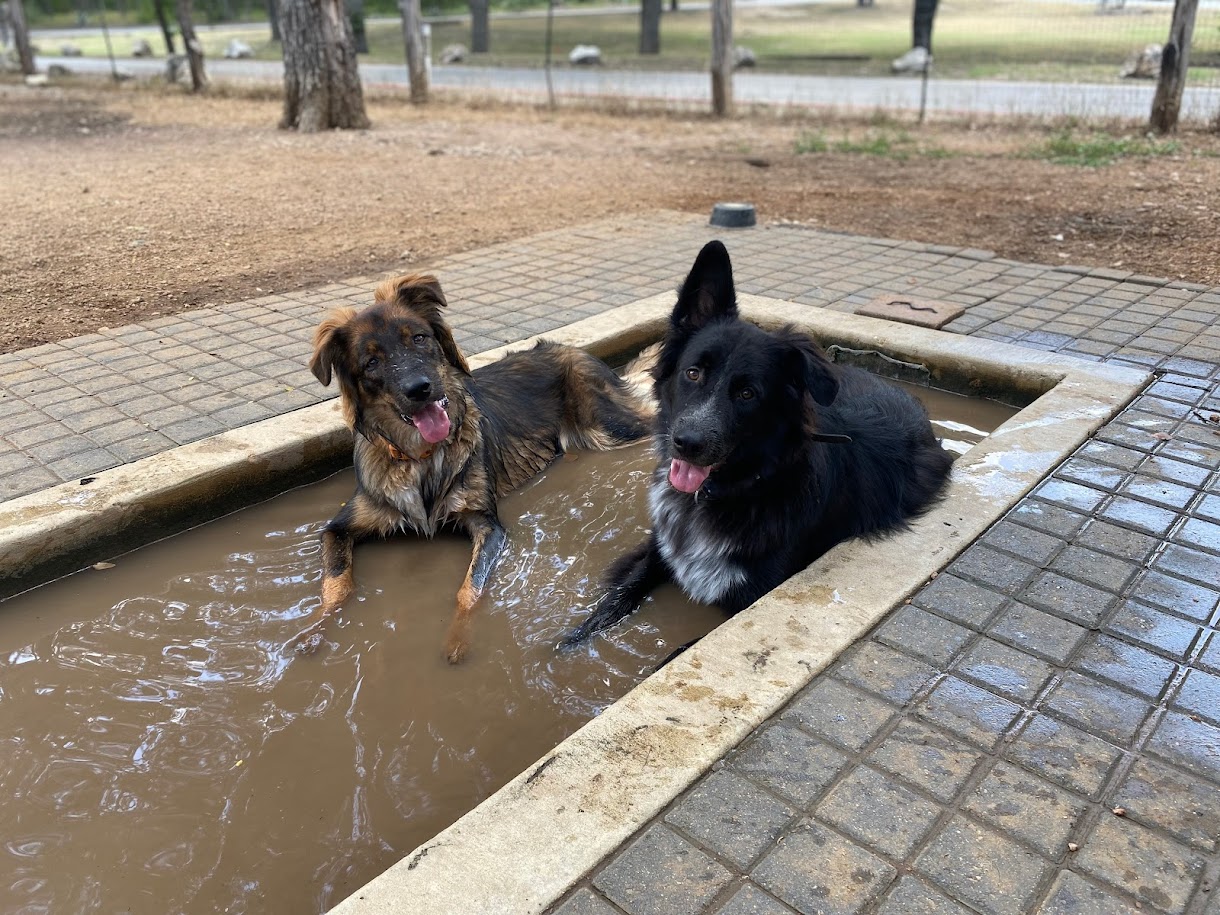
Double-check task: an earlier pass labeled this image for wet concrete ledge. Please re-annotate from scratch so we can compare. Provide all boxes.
[324,295,1149,915]
[0,297,1149,909]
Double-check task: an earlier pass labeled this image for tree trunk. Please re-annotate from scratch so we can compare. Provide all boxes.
[1149,0,1199,134]
[9,0,37,76]
[639,0,660,54]
[154,0,177,55]
[267,0,281,40]
[469,0,488,53]
[399,0,428,103]
[709,0,732,116]
[280,0,370,131]
[176,0,208,90]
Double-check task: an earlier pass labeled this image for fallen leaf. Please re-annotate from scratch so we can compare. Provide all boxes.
[92,561,115,571]
[1151,432,1172,441]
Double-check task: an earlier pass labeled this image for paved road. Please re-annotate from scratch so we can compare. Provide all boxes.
[33,51,1220,121]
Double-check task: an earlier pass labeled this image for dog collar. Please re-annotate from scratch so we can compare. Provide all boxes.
[371,432,435,462]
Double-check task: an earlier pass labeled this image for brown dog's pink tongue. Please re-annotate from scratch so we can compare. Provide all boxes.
[411,401,451,444]
[669,458,712,493]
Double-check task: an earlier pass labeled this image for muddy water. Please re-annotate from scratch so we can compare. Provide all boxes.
[0,385,1012,914]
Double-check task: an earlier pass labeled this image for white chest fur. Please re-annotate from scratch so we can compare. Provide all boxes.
[648,477,746,606]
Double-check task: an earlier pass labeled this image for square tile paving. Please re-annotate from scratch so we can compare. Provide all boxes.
[3,213,1219,915]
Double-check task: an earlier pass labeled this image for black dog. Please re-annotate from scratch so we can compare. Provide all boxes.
[565,240,954,643]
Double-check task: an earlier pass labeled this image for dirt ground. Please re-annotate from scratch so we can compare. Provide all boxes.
[3,79,1219,354]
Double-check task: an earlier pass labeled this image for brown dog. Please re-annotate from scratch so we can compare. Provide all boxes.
[301,272,653,662]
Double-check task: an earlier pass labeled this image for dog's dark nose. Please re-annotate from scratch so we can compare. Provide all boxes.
[672,430,705,456]
[405,377,433,402]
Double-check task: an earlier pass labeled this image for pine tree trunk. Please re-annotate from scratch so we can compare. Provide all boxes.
[267,0,282,40]
[9,0,37,76]
[639,0,661,55]
[469,0,489,53]
[280,0,370,131]
[154,0,177,55]
[176,0,208,91]
[400,0,428,103]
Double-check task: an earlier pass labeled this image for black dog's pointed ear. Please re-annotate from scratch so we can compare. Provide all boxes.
[781,328,839,407]
[672,240,738,333]
[375,272,471,375]
[310,307,357,387]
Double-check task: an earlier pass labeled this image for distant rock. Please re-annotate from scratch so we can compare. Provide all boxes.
[440,43,467,64]
[733,45,756,69]
[47,63,73,76]
[132,38,154,57]
[1120,43,1161,79]
[224,39,253,59]
[25,73,49,86]
[60,42,83,56]
[166,54,191,84]
[569,44,601,66]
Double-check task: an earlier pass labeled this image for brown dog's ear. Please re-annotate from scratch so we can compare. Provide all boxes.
[376,272,471,375]
[310,307,357,386]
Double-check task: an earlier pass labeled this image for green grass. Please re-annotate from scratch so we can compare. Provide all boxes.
[1029,130,1182,166]
[33,0,1220,86]
[796,127,952,160]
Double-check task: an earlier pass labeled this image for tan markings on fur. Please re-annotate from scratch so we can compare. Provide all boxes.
[444,577,480,664]
[321,570,353,614]
[374,271,442,306]
[621,342,661,416]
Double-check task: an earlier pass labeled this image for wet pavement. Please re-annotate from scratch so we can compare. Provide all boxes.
[2,212,1218,913]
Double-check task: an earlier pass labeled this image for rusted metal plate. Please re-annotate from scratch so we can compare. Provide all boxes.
[856,295,965,329]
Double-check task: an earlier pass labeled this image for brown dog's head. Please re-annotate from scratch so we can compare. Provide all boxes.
[310,273,471,450]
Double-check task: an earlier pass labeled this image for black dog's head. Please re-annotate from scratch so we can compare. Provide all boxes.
[653,240,839,494]
[310,273,471,451]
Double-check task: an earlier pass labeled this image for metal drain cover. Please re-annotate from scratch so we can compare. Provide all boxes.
[856,295,965,329]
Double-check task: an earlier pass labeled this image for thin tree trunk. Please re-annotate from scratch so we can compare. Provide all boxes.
[153,0,177,54]
[399,0,427,103]
[267,0,281,40]
[639,0,660,54]
[1149,0,1199,133]
[709,0,732,116]
[9,0,37,76]
[176,0,207,90]
[469,0,488,53]
[280,0,370,131]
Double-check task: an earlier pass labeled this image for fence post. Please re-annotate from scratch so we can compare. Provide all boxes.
[1149,0,1199,133]
[710,0,732,116]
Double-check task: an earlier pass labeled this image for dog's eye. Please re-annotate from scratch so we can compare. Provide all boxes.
[412,334,428,346]
[685,367,701,382]
[739,388,755,401]
[364,357,379,370]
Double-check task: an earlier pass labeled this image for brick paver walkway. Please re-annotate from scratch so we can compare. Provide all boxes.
[2,212,1217,914]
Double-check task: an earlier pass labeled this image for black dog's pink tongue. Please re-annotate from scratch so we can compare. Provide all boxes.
[411,400,451,444]
[669,458,712,494]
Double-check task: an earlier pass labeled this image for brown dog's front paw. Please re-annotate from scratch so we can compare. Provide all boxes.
[443,621,471,664]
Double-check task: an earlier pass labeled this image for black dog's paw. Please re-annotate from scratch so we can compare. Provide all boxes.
[558,596,635,649]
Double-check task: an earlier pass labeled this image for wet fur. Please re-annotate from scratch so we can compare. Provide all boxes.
[304,272,653,662]
[565,241,954,644]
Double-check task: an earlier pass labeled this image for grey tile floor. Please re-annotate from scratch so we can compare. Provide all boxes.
[2,212,1217,914]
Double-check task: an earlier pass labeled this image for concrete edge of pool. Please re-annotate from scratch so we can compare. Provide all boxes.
[0,295,1150,915]
[325,295,1149,915]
